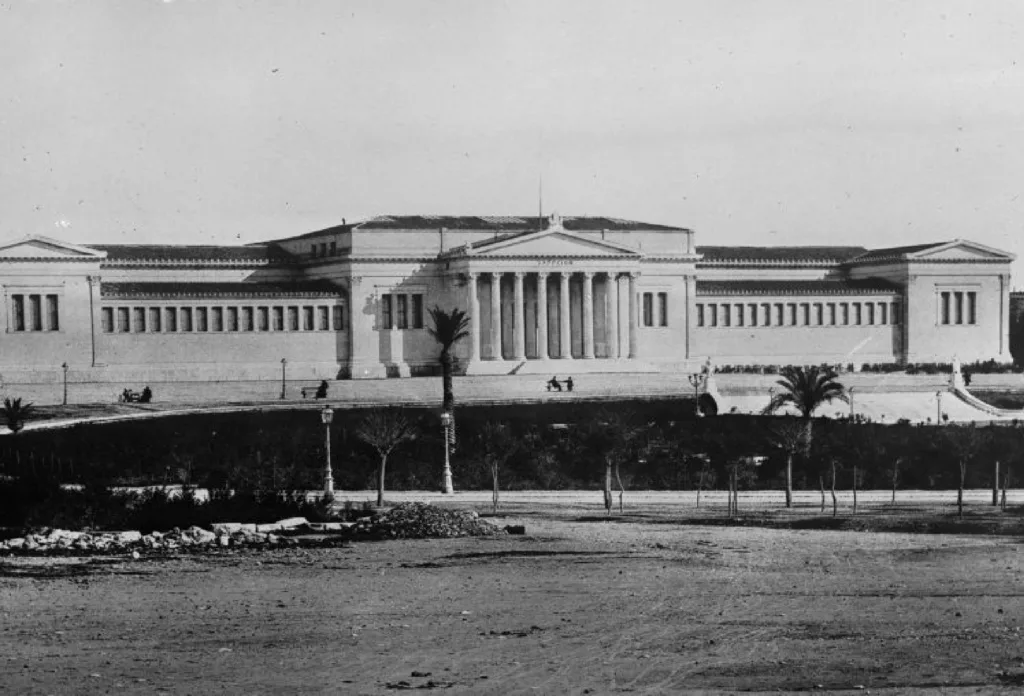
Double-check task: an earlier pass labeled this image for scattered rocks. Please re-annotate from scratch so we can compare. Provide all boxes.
[0,503,505,555]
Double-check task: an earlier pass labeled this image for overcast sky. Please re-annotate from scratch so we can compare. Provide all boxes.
[2,1,1023,279]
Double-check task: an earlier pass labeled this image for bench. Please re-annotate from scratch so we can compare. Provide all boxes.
[301,383,330,399]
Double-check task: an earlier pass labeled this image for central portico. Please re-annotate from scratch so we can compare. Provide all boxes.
[442,215,653,373]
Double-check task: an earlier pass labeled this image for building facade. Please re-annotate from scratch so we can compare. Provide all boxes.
[0,215,1015,384]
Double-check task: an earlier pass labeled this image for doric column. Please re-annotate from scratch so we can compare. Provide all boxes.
[536,273,549,359]
[489,272,503,360]
[467,272,480,362]
[582,271,595,359]
[559,272,572,359]
[605,272,619,359]
[628,272,639,359]
[512,271,526,360]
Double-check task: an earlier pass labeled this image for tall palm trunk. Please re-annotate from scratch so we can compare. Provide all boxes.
[604,459,613,514]
[785,453,793,508]
[440,349,454,413]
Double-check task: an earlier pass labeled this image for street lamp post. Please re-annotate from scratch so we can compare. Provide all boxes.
[688,373,706,415]
[439,411,454,494]
[61,362,69,406]
[849,387,855,420]
[321,405,334,497]
[279,358,287,400]
[936,390,943,424]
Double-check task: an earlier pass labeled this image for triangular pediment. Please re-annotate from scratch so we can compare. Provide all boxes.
[908,239,1015,262]
[469,229,640,258]
[0,235,107,260]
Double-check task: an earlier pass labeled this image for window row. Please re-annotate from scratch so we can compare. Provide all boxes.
[101,304,347,334]
[10,294,60,332]
[939,291,977,325]
[696,300,901,328]
[641,292,669,327]
[310,240,339,257]
[380,293,425,330]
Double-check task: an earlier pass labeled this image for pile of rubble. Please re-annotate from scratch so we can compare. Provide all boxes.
[0,504,508,555]
[367,502,504,539]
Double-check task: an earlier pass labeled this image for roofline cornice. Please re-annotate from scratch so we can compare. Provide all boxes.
[698,259,845,268]
[845,257,1012,266]
[696,288,903,297]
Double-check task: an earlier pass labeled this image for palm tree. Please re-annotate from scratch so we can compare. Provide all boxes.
[355,408,415,507]
[762,365,848,508]
[427,306,471,413]
[3,397,34,434]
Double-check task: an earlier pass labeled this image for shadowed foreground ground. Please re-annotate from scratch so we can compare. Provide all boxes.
[2,503,1024,695]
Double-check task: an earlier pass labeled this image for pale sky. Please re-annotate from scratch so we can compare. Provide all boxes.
[3,1,1024,280]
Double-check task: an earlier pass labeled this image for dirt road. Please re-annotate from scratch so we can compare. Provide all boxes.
[3,507,1024,694]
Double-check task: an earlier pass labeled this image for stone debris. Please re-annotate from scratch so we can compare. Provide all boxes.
[368,502,504,539]
[0,503,505,555]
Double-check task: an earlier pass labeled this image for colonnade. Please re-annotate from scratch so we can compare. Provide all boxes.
[465,270,639,362]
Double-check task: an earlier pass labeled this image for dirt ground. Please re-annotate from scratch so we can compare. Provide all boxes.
[3,503,1024,695]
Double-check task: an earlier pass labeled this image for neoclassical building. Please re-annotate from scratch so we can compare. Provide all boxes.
[0,214,1015,384]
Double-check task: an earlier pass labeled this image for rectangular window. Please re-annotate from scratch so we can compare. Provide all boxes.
[117,307,130,333]
[841,303,849,325]
[853,303,862,325]
[866,303,875,325]
[333,304,346,331]
[697,304,705,327]
[133,307,146,333]
[412,294,424,329]
[318,306,330,331]
[257,307,269,332]
[800,303,810,326]
[329,241,337,256]
[226,307,239,332]
[381,294,393,329]
[761,303,771,327]
[165,307,177,332]
[396,295,409,329]
[101,307,113,333]
[941,291,951,325]
[310,244,317,256]
[709,303,717,328]
[828,303,836,326]
[748,303,757,327]
[11,295,25,331]
[288,306,300,331]
[196,307,208,332]
[272,307,283,331]
[29,295,42,331]
[735,304,744,327]
[302,306,314,331]
[211,307,223,332]
[775,303,784,326]
[180,308,193,332]
[814,303,823,326]
[46,295,59,331]
[721,303,730,327]
[149,307,161,332]
[954,291,964,324]
[642,292,654,327]
[892,302,901,325]
[241,307,254,332]
[658,293,668,327]
[968,292,977,324]
[319,242,327,257]
[787,303,797,326]
[879,303,888,325]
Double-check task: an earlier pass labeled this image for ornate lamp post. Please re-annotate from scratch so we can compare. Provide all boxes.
[688,372,707,415]
[279,358,287,400]
[61,362,69,406]
[321,405,335,497]
[439,411,455,494]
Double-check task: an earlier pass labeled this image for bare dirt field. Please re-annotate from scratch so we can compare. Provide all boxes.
[3,500,1024,695]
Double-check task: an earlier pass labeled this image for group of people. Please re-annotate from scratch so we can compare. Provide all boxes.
[119,386,153,403]
[546,375,574,392]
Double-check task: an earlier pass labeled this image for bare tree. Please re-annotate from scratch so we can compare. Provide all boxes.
[477,421,518,513]
[355,409,415,507]
[768,419,806,509]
